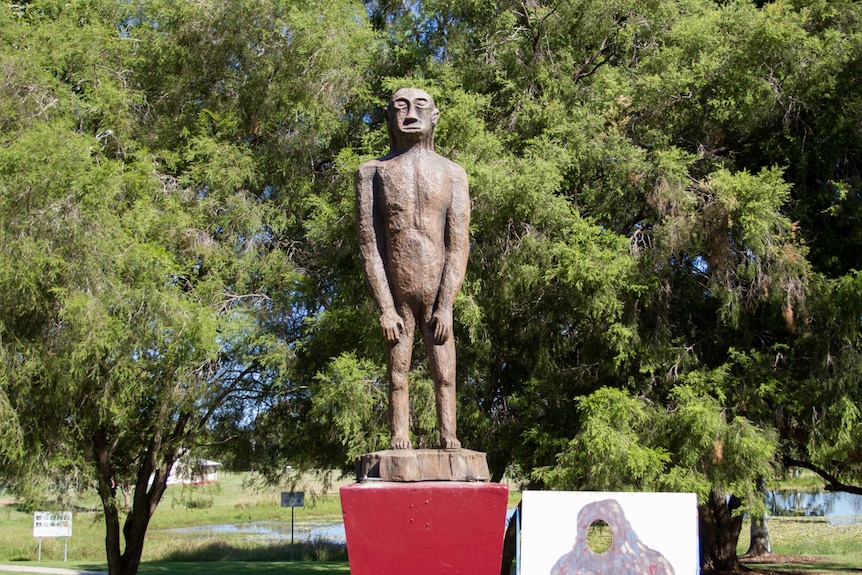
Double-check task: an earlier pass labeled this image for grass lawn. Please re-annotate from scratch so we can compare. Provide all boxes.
[2,471,861,574]
[139,561,349,574]
[0,472,350,567]
[737,515,862,574]
[734,471,862,573]
[0,562,349,575]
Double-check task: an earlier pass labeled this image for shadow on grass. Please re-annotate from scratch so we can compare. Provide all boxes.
[139,561,349,574]
[739,560,862,574]
[160,539,348,563]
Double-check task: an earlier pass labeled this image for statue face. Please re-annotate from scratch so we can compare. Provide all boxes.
[387,88,438,138]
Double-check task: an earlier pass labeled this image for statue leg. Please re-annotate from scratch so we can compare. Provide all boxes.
[388,306,415,450]
[423,322,460,450]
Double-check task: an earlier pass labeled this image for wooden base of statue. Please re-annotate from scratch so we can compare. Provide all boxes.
[355,448,491,482]
[340,478,509,575]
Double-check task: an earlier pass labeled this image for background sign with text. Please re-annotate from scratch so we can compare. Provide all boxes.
[281,492,305,508]
[33,512,73,538]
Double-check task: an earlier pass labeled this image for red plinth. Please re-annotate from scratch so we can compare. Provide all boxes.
[340,481,509,575]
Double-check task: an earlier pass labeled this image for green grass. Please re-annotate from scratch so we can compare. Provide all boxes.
[738,515,862,573]
[0,472,349,568]
[0,562,349,575]
[743,562,862,574]
[138,561,350,574]
[768,517,862,557]
[3,473,862,574]
[767,469,830,492]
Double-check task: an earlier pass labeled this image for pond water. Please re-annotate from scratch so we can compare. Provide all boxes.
[165,508,518,544]
[768,490,862,525]
[165,519,348,544]
[163,491,861,544]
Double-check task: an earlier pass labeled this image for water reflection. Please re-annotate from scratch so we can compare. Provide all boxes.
[162,493,861,545]
[165,519,347,543]
[166,509,518,544]
[767,490,862,525]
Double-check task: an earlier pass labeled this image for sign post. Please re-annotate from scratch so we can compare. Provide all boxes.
[280,492,305,561]
[33,512,73,562]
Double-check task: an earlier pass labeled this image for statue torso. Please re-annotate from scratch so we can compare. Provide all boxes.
[369,149,457,305]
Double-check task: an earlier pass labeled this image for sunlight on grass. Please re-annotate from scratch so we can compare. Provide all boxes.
[0,472,348,565]
[3,474,862,574]
[739,515,862,573]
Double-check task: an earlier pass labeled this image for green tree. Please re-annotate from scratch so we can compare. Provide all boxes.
[320,0,859,570]
[202,0,862,567]
[0,1,373,574]
[781,271,862,496]
[535,385,776,570]
[5,1,860,573]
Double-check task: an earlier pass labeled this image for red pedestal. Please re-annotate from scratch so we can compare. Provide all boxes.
[340,481,509,575]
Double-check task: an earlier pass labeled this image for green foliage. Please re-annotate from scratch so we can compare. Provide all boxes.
[778,270,862,486]
[0,0,375,572]
[663,384,777,507]
[535,388,670,491]
[3,0,862,570]
[310,354,389,460]
[171,483,222,511]
[338,3,861,514]
[537,385,777,510]
[809,396,862,471]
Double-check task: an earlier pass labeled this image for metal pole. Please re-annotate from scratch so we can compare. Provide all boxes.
[37,538,42,562]
[64,537,68,562]
[290,506,295,561]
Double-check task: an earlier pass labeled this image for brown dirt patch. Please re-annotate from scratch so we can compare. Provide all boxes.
[741,553,820,565]
[704,554,824,575]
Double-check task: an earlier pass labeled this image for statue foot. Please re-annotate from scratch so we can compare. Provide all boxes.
[441,435,461,450]
[391,436,413,449]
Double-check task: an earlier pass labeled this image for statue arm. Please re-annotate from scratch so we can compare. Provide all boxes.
[431,166,470,344]
[355,163,403,342]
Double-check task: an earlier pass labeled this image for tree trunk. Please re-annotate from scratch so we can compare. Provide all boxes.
[118,514,150,575]
[699,488,745,572]
[115,446,175,575]
[94,427,177,575]
[746,515,771,556]
[745,477,771,557]
[93,429,124,575]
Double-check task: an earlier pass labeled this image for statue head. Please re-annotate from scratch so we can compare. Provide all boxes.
[385,88,439,153]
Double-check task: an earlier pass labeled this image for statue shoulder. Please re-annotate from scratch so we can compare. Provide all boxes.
[442,156,468,186]
[356,159,381,181]
[430,153,467,178]
[451,160,468,181]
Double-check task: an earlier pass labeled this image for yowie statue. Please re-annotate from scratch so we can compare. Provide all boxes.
[355,88,470,450]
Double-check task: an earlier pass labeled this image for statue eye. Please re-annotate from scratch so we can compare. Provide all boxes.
[414,99,429,108]
[392,99,409,110]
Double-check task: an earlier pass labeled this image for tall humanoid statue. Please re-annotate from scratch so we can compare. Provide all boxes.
[355,88,470,450]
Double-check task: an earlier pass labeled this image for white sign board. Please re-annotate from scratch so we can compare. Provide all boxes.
[33,512,73,538]
[520,491,699,575]
[281,491,305,508]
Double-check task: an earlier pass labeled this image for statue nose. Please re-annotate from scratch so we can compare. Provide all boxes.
[404,106,420,123]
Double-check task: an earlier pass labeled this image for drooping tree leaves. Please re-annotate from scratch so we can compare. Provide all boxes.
[0,1,375,574]
[4,0,862,572]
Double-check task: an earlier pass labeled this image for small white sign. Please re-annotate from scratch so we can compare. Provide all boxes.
[281,491,305,507]
[33,512,73,538]
[520,491,699,575]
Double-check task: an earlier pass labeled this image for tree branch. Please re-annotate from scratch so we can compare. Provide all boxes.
[783,455,862,496]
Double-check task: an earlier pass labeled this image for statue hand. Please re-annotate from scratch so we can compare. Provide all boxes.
[380,310,405,343]
[430,308,453,344]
